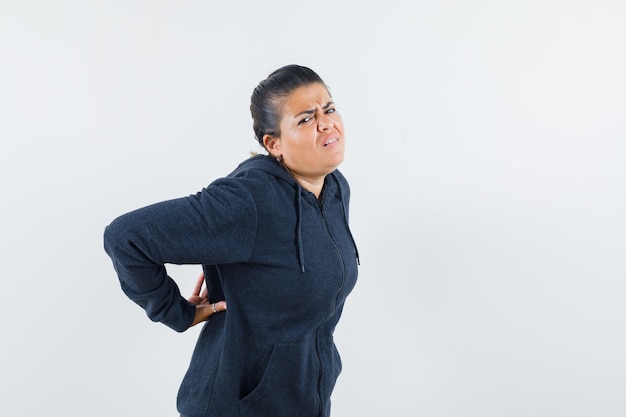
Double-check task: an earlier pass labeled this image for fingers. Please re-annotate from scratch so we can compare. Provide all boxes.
[211,301,227,314]
[191,272,205,297]
[191,301,227,327]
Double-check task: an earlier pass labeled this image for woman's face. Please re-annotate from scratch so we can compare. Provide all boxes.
[270,82,345,180]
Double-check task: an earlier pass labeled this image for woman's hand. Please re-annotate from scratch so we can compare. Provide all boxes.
[188,272,227,327]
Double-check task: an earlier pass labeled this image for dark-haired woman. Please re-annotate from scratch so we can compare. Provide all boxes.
[104,65,359,417]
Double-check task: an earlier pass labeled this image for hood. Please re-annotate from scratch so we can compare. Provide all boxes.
[230,154,360,273]
[231,153,295,184]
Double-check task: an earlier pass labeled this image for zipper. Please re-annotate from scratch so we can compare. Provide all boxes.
[314,329,323,417]
[314,201,347,416]
[319,202,347,317]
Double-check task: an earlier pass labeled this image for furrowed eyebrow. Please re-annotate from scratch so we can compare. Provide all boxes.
[293,101,335,119]
[294,109,315,118]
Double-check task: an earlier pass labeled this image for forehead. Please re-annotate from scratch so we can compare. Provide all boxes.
[280,83,331,114]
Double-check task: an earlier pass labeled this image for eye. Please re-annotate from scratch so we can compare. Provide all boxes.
[326,107,336,114]
[298,116,313,125]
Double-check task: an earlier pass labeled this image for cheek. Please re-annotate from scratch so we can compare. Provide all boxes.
[333,116,345,134]
[280,134,305,159]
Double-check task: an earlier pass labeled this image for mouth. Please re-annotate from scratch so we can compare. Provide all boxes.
[323,137,339,147]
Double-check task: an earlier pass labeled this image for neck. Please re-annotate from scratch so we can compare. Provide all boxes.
[294,175,325,199]
[280,164,325,198]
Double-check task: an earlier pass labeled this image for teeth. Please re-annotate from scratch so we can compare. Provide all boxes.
[324,138,338,146]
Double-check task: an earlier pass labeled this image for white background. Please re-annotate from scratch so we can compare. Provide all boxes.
[1,1,625,416]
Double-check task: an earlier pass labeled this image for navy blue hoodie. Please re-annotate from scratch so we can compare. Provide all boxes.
[103,155,359,417]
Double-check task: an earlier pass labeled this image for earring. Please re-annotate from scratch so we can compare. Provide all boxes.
[276,155,282,162]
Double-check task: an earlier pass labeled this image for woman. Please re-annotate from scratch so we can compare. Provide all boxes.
[104,65,359,417]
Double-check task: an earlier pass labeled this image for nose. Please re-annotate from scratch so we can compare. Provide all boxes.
[318,114,334,131]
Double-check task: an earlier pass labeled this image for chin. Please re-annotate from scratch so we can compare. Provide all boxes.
[327,156,344,172]
[333,151,345,166]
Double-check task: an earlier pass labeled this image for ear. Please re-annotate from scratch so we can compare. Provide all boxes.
[263,134,281,158]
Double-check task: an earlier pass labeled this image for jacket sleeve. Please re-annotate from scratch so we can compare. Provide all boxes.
[103,178,257,332]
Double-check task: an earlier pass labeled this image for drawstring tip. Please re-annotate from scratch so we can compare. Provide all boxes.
[301,265,305,273]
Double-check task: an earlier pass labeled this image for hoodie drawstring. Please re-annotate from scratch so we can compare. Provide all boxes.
[294,174,360,273]
[334,175,360,266]
[295,183,306,273]
[342,202,360,266]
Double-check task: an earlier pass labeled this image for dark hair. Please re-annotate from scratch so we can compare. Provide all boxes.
[250,65,327,148]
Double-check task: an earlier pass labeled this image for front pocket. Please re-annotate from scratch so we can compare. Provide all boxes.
[239,342,319,417]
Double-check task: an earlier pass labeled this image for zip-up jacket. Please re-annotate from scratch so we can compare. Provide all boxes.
[103,154,359,417]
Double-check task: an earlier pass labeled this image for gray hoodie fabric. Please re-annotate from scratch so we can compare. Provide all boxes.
[104,154,359,417]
